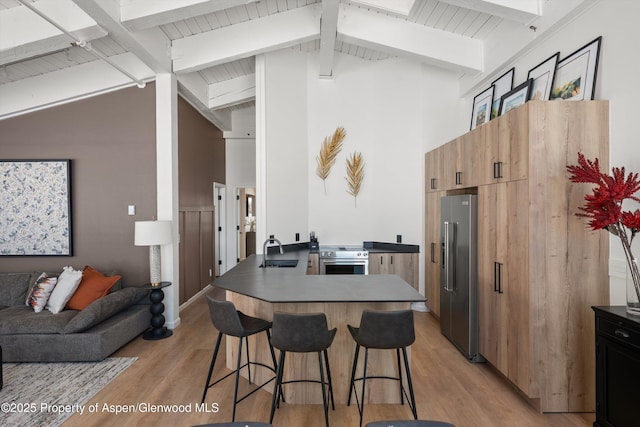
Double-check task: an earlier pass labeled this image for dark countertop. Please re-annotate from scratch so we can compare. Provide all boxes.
[213,249,425,304]
[364,241,420,253]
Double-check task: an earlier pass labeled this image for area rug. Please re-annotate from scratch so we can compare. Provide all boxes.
[0,357,137,427]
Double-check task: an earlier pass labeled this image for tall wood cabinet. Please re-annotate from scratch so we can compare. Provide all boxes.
[424,101,610,412]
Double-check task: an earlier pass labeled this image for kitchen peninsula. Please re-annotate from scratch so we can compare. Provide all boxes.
[213,248,425,405]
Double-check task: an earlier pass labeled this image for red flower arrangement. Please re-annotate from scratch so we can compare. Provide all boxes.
[567,153,640,312]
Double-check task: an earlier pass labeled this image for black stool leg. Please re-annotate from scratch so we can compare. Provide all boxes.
[358,348,369,427]
[266,330,285,404]
[396,348,404,405]
[402,347,418,419]
[269,351,286,423]
[317,351,330,427]
[201,332,223,403]
[244,336,252,383]
[347,344,360,406]
[323,349,335,410]
[232,336,244,421]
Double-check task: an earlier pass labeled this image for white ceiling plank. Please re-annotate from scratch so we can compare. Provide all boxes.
[0,0,106,65]
[0,51,153,118]
[120,0,248,31]
[172,4,321,74]
[437,0,540,24]
[208,86,255,109]
[207,73,255,109]
[73,0,172,73]
[337,3,482,74]
[318,0,339,77]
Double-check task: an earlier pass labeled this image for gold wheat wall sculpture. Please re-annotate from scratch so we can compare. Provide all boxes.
[315,126,345,195]
[345,151,365,207]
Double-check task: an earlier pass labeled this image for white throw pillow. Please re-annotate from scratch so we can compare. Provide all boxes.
[46,266,83,314]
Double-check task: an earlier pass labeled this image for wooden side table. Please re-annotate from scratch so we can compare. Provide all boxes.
[143,282,173,340]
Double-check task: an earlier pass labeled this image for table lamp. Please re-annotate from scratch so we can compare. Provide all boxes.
[134,220,172,286]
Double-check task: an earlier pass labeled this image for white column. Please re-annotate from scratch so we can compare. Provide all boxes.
[255,54,267,252]
[155,73,180,329]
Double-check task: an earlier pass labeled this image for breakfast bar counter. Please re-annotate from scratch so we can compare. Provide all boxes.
[213,250,425,405]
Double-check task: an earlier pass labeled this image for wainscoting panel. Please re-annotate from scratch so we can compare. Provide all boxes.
[179,207,215,305]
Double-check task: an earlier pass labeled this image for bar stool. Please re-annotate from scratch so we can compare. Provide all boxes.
[269,312,337,427]
[201,296,278,422]
[365,421,454,427]
[348,309,418,427]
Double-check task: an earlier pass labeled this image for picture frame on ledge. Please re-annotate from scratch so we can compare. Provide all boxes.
[550,36,602,101]
[528,52,560,100]
[499,78,533,116]
[490,67,514,119]
[470,86,493,130]
[0,159,73,256]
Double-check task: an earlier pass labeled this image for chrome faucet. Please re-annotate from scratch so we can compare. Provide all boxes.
[262,235,284,267]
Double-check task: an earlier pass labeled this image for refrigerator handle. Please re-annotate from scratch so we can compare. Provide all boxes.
[443,221,455,292]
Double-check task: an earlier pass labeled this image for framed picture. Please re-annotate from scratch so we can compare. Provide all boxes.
[490,67,514,119]
[470,86,493,130]
[499,78,533,115]
[550,36,602,100]
[527,52,560,100]
[0,160,73,256]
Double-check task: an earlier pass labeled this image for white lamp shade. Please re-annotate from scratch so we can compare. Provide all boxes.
[134,220,172,246]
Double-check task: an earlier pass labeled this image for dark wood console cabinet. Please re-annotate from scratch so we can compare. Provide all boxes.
[593,306,640,427]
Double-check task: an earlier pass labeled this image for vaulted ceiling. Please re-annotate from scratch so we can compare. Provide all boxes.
[0,0,590,130]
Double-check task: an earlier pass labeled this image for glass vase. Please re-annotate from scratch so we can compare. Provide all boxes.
[627,258,640,316]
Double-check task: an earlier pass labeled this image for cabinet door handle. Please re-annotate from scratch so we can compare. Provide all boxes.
[493,161,504,179]
[498,262,503,294]
[390,255,394,265]
[494,262,499,292]
[380,256,383,265]
[455,171,462,185]
[431,178,437,189]
[615,329,630,339]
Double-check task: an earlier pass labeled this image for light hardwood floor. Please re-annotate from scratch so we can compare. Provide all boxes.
[64,288,595,427]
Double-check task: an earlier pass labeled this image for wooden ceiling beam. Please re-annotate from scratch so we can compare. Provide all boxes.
[318,0,339,78]
[120,0,249,31]
[207,73,256,110]
[172,4,321,74]
[337,3,483,74]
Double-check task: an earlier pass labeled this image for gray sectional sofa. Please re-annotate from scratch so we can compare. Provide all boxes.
[0,272,151,362]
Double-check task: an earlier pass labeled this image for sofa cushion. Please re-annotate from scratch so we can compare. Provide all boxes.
[0,273,39,307]
[63,287,148,334]
[46,266,83,314]
[66,266,121,311]
[25,273,58,313]
[0,305,78,334]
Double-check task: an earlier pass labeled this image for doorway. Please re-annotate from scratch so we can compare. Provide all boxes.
[237,187,256,261]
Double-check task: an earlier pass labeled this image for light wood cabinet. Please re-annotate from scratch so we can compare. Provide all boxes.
[368,252,419,291]
[425,101,610,412]
[425,146,444,193]
[424,191,443,317]
[306,253,319,275]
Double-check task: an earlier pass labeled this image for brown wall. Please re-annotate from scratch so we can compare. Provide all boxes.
[0,85,157,286]
[177,96,225,304]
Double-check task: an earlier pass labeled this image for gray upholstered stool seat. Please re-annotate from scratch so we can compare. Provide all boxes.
[201,296,278,422]
[348,309,418,427]
[365,421,455,427]
[269,312,337,427]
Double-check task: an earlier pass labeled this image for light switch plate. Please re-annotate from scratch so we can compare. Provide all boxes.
[128,205,135,215]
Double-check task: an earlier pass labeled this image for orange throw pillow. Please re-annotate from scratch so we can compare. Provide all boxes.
[66,266,122,311]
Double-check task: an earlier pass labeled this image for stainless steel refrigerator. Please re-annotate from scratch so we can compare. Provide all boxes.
[440,194,484,362]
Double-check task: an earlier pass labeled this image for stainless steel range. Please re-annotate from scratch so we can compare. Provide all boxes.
[319,245,369,275]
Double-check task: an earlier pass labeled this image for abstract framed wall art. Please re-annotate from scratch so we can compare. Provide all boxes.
[0,160,73,256]
[470,86,493,130]
[490,67,514,119]
[551,36,602,100]
[528,52,560,100]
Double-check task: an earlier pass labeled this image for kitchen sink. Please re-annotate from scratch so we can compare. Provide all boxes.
[259,259,299,268]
